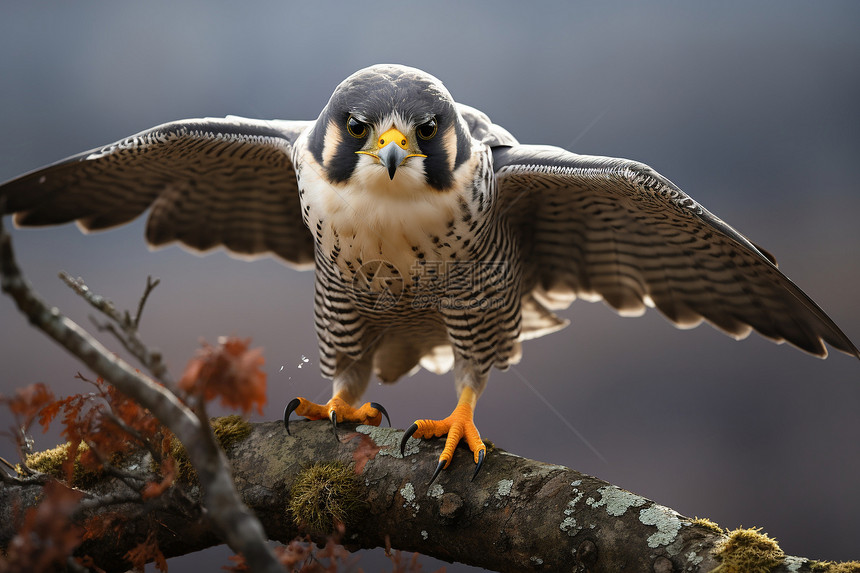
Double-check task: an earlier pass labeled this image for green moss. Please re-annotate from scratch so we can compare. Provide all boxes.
[711,527,784,573]
[169,416,254,484]
[809,561,860,572]
[22,417,252,489]
[24,442,103,489]
[690,516,723,535]
[288,461,365,534]
[211,415,253,450]
[167,436,196,485]
[24,443,69,477]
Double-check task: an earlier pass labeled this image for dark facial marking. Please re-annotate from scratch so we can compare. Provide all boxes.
[310,65,472,188]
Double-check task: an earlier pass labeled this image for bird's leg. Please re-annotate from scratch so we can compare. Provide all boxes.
[284,353,389,436]
[400,386,487,483]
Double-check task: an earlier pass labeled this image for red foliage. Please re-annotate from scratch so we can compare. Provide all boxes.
[224,537,440,573]
[82,512,126,542]
[224,537,356,572]
[1,336,269,571]
[104,380,161,437]
[0,382,55,453]
[35,374,163,481]
[0,481,85,572]
[74,555,107,573]
[142,455,176,500]
[1,375,178,570]
[350,432,382,475]
[3,382,55,422]
[38,399,63,432]
[179,336,267,415]
[125,531,168,572]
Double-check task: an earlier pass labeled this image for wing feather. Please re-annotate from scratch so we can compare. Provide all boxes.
[493,144,859,359]
[0,116,315,267]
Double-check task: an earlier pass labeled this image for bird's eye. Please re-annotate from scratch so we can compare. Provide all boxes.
[346,115,368,138]
[416,118,438,140]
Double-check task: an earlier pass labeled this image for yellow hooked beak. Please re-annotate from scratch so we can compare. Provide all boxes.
[356,127,427,180]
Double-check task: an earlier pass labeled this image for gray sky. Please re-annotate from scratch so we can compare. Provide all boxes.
[1,2,859,570]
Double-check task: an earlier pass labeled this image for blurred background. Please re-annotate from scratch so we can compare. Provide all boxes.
[1,1,859,571]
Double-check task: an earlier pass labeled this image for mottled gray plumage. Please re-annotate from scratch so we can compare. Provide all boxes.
[3,117,315,266]
[1,65,857,463]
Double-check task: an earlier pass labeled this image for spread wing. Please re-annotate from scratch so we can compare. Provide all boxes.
[0,116,315,268]
[493,144,859,359]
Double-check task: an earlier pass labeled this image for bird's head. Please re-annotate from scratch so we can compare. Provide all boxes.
[307,64,473,194]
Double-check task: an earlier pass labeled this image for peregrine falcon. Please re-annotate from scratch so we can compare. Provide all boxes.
[1,64,857,481]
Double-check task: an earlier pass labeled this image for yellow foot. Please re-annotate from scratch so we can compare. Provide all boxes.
[283,395,390,438]
[399,388,487,483]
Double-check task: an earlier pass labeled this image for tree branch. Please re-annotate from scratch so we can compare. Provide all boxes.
[0,215,282,573]
[0,420,847,572]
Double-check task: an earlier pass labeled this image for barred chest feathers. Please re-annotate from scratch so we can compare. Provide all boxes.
[294,140,491,304]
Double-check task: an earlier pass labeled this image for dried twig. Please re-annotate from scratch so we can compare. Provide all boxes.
[0,456,16,474]
[132,275,160,329]
[58,271,173,388]
[0,216,283,573]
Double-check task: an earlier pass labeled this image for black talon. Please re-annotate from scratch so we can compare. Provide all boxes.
[370,402,391,427]
[472,449,485,482]
[400,423,418,456]
[284,398,301,435]
[429,459,446,486]
[329,409,341,441]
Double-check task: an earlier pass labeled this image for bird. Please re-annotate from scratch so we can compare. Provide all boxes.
[1,64,857,483]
